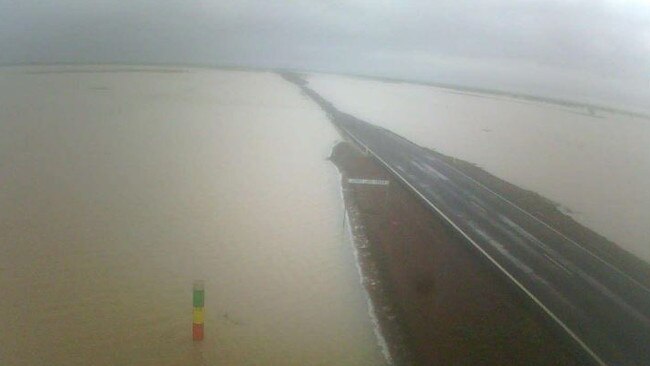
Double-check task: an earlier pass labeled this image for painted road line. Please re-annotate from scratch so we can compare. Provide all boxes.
[339,125,608,366]
[348,178,390,186]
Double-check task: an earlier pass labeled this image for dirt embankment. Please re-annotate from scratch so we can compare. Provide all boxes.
[330,141,585,366]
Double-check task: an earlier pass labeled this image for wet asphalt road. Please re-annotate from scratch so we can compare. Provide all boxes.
[287,76,650,366]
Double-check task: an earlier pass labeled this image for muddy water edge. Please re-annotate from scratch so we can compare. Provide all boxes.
[0,67,389,366]
[329,141,586,365]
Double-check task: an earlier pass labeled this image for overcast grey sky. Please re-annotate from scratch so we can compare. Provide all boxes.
[1,0,648,113]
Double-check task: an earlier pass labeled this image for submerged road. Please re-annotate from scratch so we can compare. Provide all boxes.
[286,75,650,366]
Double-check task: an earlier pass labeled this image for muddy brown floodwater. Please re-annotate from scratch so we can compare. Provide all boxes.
[0,66,387,366]
[330,141,586,365]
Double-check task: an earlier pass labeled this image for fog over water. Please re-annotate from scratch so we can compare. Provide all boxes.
[1,1,648,113]
[0,66,387,365]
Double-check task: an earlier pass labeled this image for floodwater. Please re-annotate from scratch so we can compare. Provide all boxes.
[0,66,387,365]
[308,74,650,263]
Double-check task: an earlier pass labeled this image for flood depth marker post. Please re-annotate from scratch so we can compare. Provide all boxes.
[192,280,205,341]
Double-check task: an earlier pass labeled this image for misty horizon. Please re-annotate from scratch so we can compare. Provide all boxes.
[1,1,648,114]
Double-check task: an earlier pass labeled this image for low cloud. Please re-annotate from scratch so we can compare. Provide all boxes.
[1,0,648,112]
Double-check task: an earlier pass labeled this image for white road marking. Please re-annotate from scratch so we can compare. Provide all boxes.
[341,127,609,366]
[543,253,573,276]
[433,151,650,295]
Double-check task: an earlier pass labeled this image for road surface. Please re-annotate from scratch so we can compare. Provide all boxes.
[287,75,650,366]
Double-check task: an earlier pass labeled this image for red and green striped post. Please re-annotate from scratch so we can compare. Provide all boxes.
[192,280,205,341]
